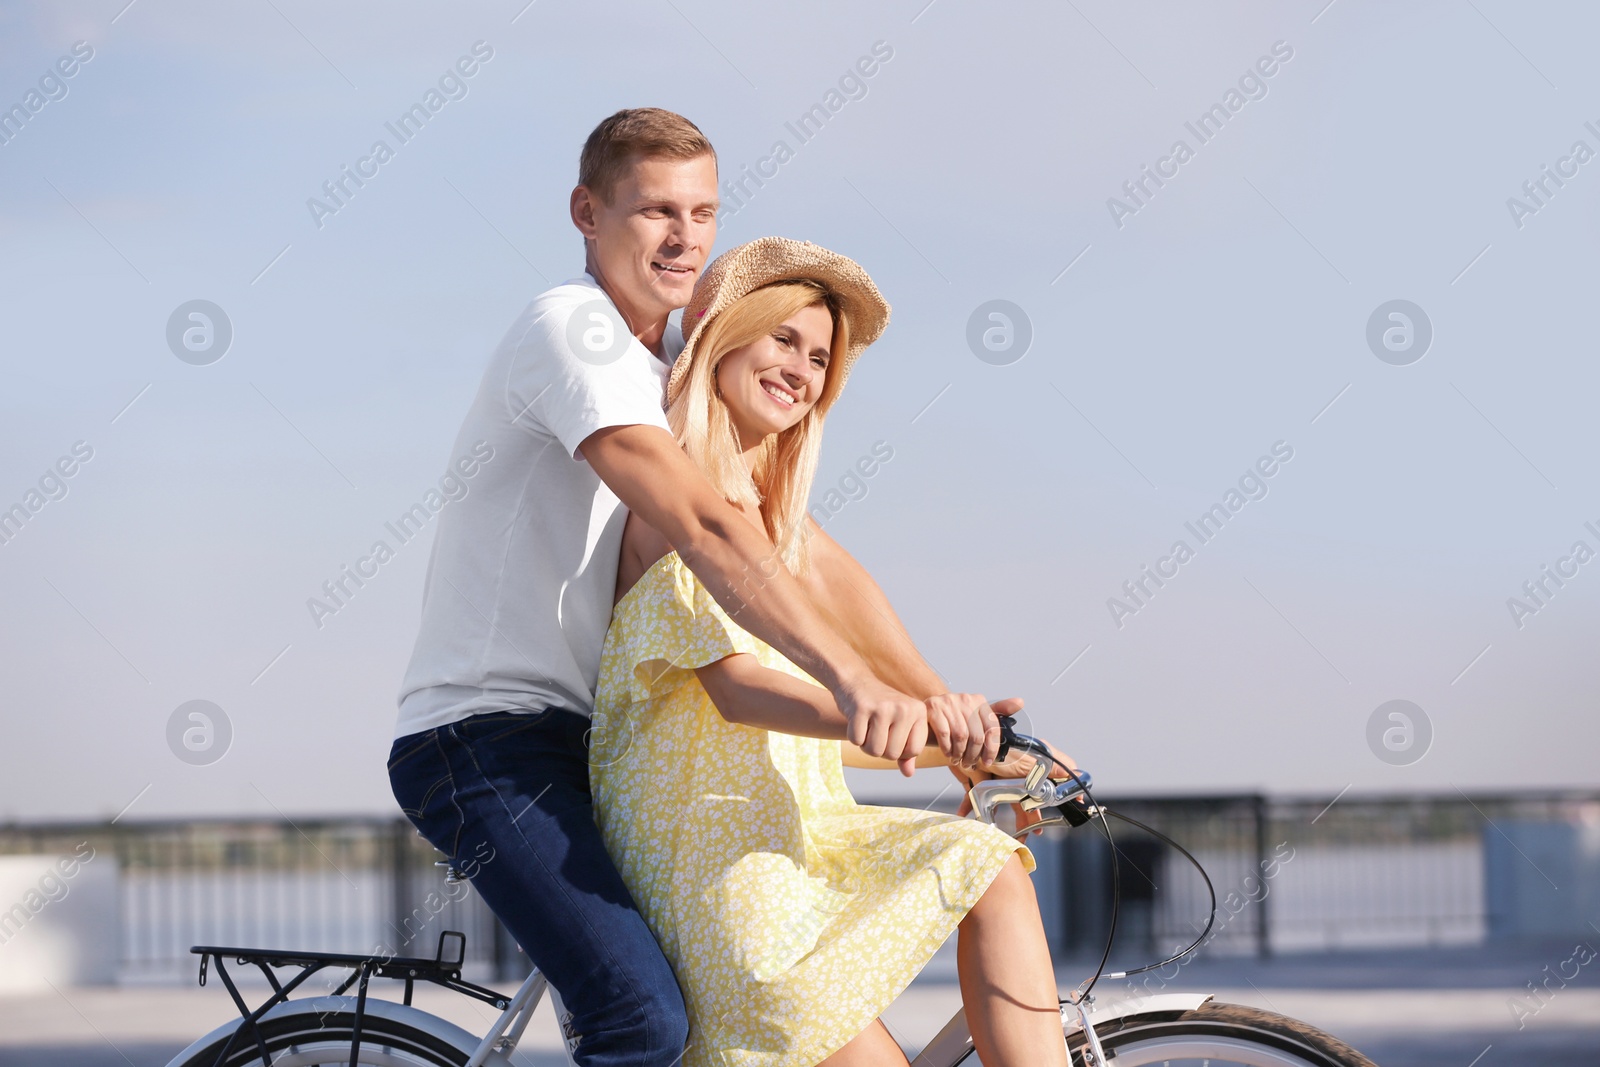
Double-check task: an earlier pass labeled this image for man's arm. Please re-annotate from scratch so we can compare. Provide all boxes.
[802,519,1002,767]
[801,518,943,696]
[582,424,928,772]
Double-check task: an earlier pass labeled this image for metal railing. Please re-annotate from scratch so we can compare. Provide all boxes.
[1045,790,1598,960]
[0,817,518,984]
[3,789,1595,982]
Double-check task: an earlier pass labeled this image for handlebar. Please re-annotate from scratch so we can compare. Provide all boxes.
[968,715,1100,834]
[978,718,1218,997]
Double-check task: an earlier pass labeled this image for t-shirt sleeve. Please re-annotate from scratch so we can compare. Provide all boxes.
[613,556,768,705]
[503,297,669,459]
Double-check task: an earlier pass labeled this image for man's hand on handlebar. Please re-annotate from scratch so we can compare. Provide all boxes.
[924,692,1003,770]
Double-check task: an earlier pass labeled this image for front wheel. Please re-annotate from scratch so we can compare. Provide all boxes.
[164,1005,504,1067]
[1069,1001,1377,1067]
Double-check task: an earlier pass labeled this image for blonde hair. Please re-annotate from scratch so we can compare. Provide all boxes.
[667,281,849,573]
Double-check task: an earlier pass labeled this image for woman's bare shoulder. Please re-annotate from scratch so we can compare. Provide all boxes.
[615,511,674,603]
[625,511,673,568]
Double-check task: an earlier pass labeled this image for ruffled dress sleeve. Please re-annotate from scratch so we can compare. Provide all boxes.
[605,552,771,706]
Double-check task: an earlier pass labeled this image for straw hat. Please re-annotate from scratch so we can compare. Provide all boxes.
[666,237,890,407]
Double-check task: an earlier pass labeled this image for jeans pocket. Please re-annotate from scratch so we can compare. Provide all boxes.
[387,734,434,773]
[395,770,450,820]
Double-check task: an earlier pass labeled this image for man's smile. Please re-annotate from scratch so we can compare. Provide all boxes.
[652,259,694,278]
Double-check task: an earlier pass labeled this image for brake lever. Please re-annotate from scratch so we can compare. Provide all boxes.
[1058,797,1096,827]
[990,715,1099,827]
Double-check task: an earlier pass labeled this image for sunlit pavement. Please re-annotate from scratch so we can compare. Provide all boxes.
[3,943,1597,1066]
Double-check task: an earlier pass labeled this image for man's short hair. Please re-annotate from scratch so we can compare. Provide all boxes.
[579,108,716,203]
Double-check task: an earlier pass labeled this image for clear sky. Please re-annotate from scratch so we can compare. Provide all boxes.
[1,0,1596,820]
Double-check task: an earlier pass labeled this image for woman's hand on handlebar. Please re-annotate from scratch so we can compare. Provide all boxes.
[988,735,1078,783]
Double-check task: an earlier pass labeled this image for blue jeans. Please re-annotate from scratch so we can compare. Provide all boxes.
[388,708,689,1067]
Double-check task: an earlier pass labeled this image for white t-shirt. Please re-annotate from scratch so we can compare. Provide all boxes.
[394,274,681,739]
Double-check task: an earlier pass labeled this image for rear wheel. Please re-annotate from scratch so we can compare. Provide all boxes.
[166,1009,475,1066]
[1068,1001,1377,1067]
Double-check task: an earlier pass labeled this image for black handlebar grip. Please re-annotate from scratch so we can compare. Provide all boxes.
[995,714,1019,763]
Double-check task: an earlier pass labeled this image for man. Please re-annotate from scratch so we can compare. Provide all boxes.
[387,108,1007,1067]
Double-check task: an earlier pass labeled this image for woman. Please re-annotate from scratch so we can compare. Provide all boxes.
[590,237,1069,1067]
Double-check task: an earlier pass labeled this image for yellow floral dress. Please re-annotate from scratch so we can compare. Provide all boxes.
[590,552,1032,1067]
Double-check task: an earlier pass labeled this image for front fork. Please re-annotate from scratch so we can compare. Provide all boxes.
[1063,995,1110,1067]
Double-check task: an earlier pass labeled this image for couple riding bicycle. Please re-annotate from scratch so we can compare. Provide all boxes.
[386,107,1073,1067]
[173,106,1377,1067]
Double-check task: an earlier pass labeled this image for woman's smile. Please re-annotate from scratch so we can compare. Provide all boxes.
[716,301,834,450]
[759,378,798,408]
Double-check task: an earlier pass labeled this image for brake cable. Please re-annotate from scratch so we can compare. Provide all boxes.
[994,717,1219,999]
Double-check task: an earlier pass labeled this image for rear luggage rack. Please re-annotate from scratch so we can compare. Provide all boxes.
[189,930,506,1066]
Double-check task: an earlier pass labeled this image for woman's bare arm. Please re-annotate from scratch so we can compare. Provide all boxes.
[693,654,852,738]
[695,654,953,769]
[841,743,949,769]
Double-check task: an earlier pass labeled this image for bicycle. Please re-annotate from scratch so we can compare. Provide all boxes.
[165,720,1376,1067]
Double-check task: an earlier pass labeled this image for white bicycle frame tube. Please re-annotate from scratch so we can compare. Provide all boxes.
[463,968,548,1067]
[463,969,583,1067]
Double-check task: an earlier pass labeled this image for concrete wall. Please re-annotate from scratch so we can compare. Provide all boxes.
[0,849,119,992]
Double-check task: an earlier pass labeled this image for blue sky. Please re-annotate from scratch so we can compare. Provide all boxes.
[1,0,1596,819]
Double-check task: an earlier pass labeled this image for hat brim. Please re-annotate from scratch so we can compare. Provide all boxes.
[666,237,889,409]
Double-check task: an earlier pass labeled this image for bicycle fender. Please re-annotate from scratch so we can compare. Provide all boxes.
[1067,992,1214,1033]
[907,994,1213,1067]
[162,995,516,1067]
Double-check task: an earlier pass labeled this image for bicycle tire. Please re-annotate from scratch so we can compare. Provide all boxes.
[165,1007,489,1067]
[1066,1000,1377,1067]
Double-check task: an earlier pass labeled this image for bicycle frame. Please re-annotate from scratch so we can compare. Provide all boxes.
[460,965,1212,1067]
[464,967,559,1067]
[459,748,1205,1067]
[179,741,1210,1067]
